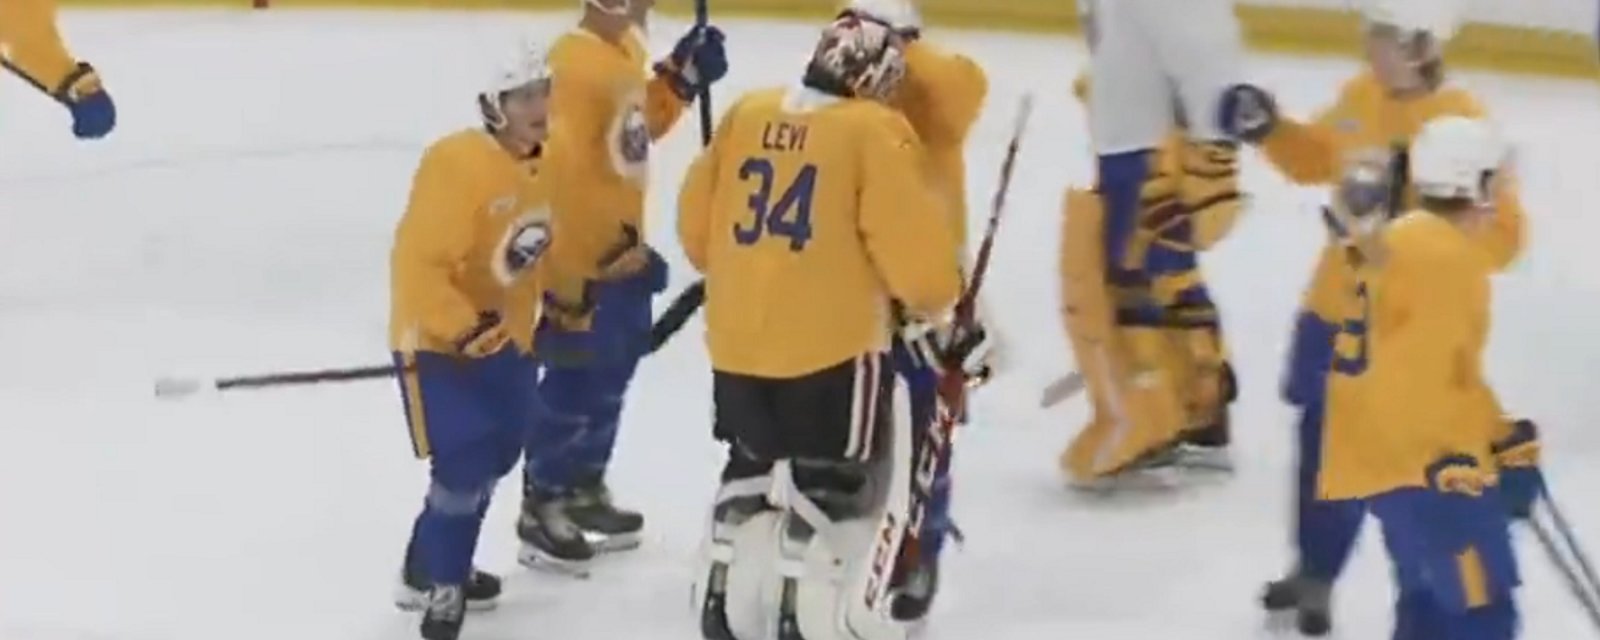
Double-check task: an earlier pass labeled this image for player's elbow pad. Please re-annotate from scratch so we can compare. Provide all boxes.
[1281,311,1337,406]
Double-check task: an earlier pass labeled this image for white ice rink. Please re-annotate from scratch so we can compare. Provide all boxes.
[2,9,1598,640]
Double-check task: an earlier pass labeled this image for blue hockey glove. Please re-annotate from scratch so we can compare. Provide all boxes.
[54,62,116,140]
[534,311,594,367]
[654,24,728,102]
[1218,83,1277,144]
[1492,418,1543,520]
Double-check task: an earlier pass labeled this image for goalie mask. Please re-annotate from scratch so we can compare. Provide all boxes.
[805,14,908,101]
[839,0,923,39]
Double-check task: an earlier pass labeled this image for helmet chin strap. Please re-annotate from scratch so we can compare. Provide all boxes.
[584,0,630,17]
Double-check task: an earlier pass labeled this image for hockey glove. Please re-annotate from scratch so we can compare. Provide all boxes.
[455,311,511,358]
[1217,83,1277,144]
[901,318,994,385]
[53,62,115,140]
[1425,453,1492,498]
[1492,418,1543,520]
[534,287,596,367]
[654,24,728,102]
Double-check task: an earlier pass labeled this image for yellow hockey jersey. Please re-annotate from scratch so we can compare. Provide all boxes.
[1318,211,1497,500]
[542,26,687,307]
[889,40,987,249]
[1263,72,1524,272]
[389,129,557,356]
[677,86,963,378]
[0,0,83,92]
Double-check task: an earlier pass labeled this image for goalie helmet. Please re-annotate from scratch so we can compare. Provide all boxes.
[839,0,922,36]
[807,14,907,100]
[1409,115,1506,203]
[481,37,552,130]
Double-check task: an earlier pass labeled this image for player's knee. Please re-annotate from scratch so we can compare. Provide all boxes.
[425,480,490,516]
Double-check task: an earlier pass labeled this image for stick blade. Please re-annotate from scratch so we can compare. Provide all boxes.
[1039,371,1086,408]
[153,376,208,400]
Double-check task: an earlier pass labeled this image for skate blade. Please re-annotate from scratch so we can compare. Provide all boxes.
[516,544,593,579]
[1171,446,1235,473]
[581,530,641,553]
[392,586,498,612]
[1069,466,1184,495]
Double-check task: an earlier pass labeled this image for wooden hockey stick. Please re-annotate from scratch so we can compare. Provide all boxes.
[154,363,401,400]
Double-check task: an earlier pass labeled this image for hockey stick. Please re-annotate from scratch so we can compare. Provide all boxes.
[1530,515,1600,632]
[646,0,715,356]
[882,93,1035,603]
[1039,371,1086,408]
[2,59,54,98]
[1544,485,1600,603]
[693,0,714,147]
[154,363,400,400]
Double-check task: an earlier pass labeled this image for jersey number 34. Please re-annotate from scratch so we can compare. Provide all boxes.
[733,157,817,252]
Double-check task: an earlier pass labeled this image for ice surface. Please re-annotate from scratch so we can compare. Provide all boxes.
[1,9,1597,640]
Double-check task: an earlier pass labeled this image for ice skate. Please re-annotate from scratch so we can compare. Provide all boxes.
[1260,572,1332,637]
[395,567,502,612]
[418,585,466,640]
[516,489,596,578]
[394,536,502,612]
[568,473,644,553]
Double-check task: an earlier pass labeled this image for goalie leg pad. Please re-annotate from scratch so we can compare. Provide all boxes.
[1060,325,1191,484]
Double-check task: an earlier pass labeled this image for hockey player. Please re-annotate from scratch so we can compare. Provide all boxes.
[1057,69,1243,490]
[1076,0,1247,363]
[389,39,565,640]
[677,14,986,640]
[1216,1,1527,633]
[835,0,989,619]
[517,0,728,565]
[1316,114,1528,640]
[0,0,115,138]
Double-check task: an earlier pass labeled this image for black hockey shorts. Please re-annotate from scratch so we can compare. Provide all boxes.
[713,351,894,486]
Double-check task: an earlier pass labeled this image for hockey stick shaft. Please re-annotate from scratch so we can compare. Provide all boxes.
[2,59,53,97]
[694,0,713,147]
[955,94,1033,325]
[155,363,400,399]
[1544,485,1600,599]
[1531,516,1600,632]
[901,94,1034,564]
[645,0,714,355]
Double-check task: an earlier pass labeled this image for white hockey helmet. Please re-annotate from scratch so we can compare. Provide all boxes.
[1409,115,1506,203]
[481,37,552,130]
[810,14,907,100]
[839,0,922,34]
[1362,0,1463,44]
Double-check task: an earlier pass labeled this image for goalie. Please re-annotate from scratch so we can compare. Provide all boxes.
[674,14,987,640]
[1057,70,1243,490]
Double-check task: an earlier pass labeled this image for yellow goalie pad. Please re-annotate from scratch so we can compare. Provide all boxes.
[1055,188,1231,484]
